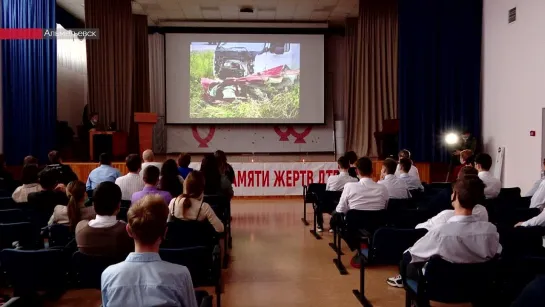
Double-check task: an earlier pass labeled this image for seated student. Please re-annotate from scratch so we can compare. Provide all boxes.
[101,194,198,307]
[168,171,224,233]
[416,166,488,230]
[159,159,184,198]
[49,180,96,231]
[139,149,163,177]
[115,154,144,201]
[378,158,410,199]
[394,149,420,179]
[200,154,234,198]
[177,153,193,179]
[76,182,133,259]
[39,150,78,185]
[335,157,389,214]
[344,151,359,179]
[326,156,358,191]
[475,153,501,199]
[28,170,69,227]
[23,155,38,166]
[526,159,545,197]
[132,165,172,205]
[12,164,41,203]
[387,175,501,288]
[86,153,122,192]
[215,150,236,184]
[398,158,424,191]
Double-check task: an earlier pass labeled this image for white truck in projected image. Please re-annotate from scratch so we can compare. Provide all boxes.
[189,41,301,119]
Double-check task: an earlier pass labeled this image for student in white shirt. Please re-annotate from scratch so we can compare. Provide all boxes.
[398,158,424,191]
[394,149,420,179]
[416,166,489,230]
[378,158,410,199]
[335,157,389,214]
[12,164,41,203]
[515,209,545,227]
[387,175,501,288]
[344,151,359,179]
[139,149,163,177]
[525,159,545,197]
[115,154,145,201]
[316,156,358,232]
[475,153,501,199]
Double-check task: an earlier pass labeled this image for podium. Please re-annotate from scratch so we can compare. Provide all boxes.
[134,113,158,154]
[89,131,128,161]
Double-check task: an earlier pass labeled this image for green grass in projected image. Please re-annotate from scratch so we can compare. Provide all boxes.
[189,50,299,119]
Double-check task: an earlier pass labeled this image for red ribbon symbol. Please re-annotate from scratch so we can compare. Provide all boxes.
[273,126,312,143]
[192,126,216,148]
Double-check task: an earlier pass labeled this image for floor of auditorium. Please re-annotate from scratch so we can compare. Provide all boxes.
[52,199,409,307]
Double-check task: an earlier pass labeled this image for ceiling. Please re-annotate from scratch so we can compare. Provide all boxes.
[56,0,358,26]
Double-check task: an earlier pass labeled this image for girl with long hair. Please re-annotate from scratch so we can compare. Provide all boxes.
[159,159,184,198]
[49,180,96,231]
[200,154,233,198]
[168,171,224,232]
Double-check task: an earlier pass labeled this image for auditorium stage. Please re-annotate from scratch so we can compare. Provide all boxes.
[65,155,430,197]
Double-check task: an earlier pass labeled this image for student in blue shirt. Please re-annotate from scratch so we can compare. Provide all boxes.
[101,194,198,307]
[177,153,193,179]
[86,153,121,192]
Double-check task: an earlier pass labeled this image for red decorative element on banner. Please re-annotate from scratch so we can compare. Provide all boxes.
[192,126,216,148]
[273,126,313,143]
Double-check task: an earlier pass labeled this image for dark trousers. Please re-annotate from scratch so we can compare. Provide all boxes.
[399,252,424,281]
[315,202,338,228]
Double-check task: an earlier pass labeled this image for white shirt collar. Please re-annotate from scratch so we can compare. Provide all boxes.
[399,173,409,178]
[22,183,40,188]
[478,171,490,176]
[359,177,374,183]
[384,174,395,180]
[339,171,349,176]
[447,215,477,223]
[94,215,117,224]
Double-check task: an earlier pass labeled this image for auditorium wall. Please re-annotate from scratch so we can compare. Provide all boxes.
[482,0,545,192]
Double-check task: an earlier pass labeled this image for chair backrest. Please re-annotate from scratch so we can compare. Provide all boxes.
[203,195,230,221]
[159,247,217,287]
[1,249,68,296]
[0,209,27,223]
[315,190,342,207]
[48,224,73,248]
[120,200,131,208]
[386,198,414,211]
[423,255,497,303]
[304,183,326,203]
[371,228,427,264]
[499,187,521,201]
[162,220,219,248]
[426,182,451,190]
[0,197,17,209]
[499,226,545,259]
[345,210,388,235]
[0,222,39,250]
[117,206,129,222]
[72,251,121,289]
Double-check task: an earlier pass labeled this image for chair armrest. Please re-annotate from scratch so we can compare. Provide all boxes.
[3,297,21,307]
[358,228,371,241]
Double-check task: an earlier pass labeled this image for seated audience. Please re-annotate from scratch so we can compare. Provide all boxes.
[23,155,38,166]
[394,149,420,179]
[76,182,133,258]
[344,151,358,178]
[177,153,193,179]
[335,157,388,214]
[101,194,198,307]
[168,171,224,232]
[387,175,501,288]
[159,159,184,198]
[326,156,358,191]
[515,209,545,227]
[39,150,78,185]
[527,159,545,197]
[215,150,235,184]
[49,180,96,231]
[511,275,545,307]
[475,153,501,199]
[115,154,144,201]
[398,158,424,191]
[139,149,163,177]
[132,166,172,205]
[201,154,233,198]
[12,164,41,203]
[378,158,410,199]
[0,154,16,193]
[28,170,69,226]
[416,166,488,230]
[86,153,121,192]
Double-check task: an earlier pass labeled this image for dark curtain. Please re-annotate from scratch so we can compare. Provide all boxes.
[129,14,151,152]
[85,0,133,133]
[2,0,57,165]
[398,0,483,162]
[344,0,398,157]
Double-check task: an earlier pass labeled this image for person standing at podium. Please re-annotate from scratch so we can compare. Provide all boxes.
[85,112,102,132]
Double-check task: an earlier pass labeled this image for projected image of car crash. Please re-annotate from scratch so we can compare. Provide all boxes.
[189,42,300,119]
